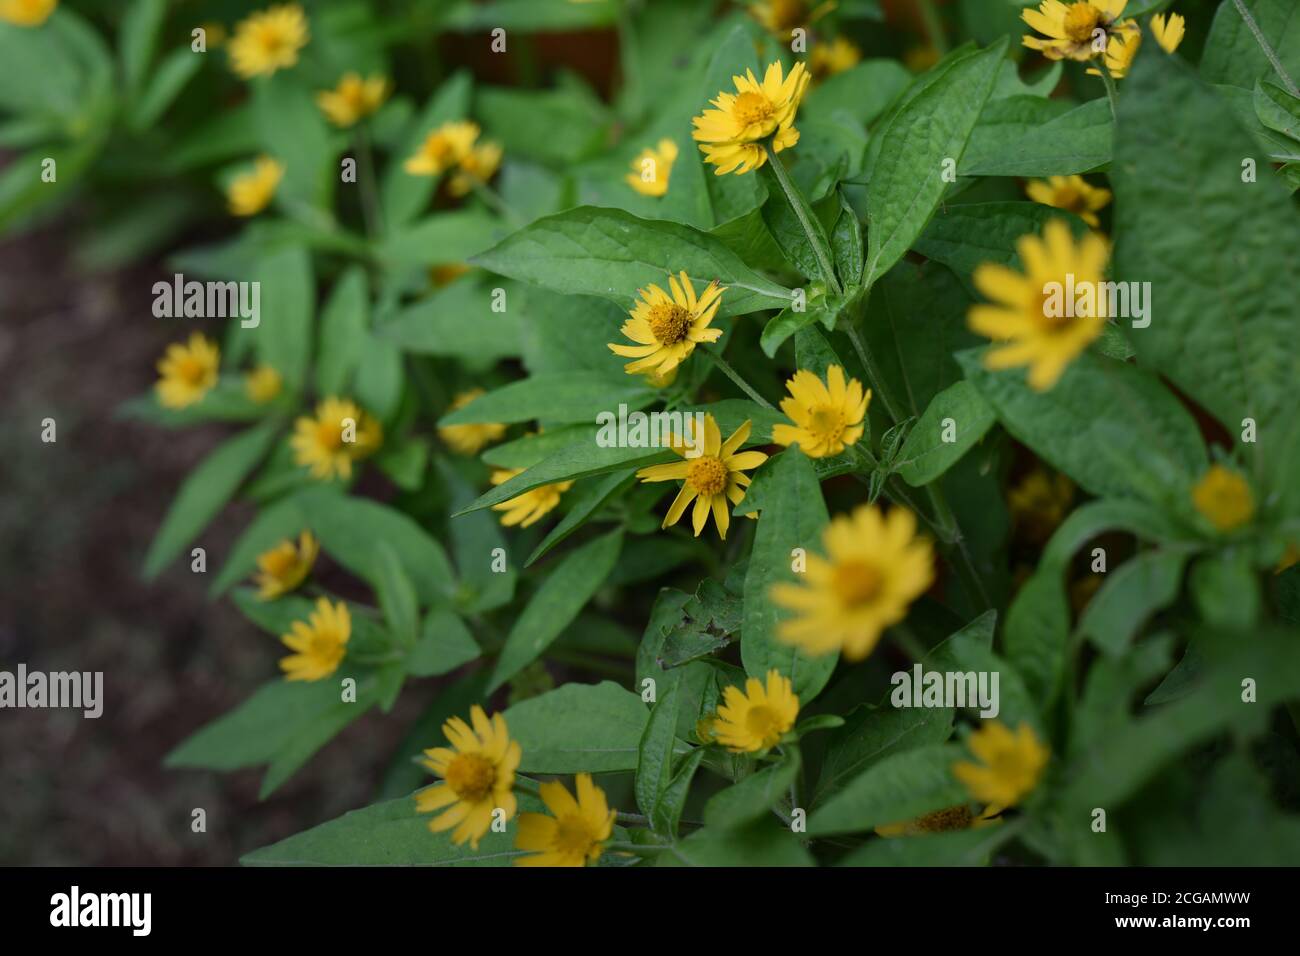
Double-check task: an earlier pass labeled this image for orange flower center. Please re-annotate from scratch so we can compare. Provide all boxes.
[316,419,345,451]
[1063,3,1104,43]
[744,704,783,746]
[915,806,975,832]
[553,814,599,857]
[254,25,290,57]
[833,559,883,607]
[687,456,728,496]
[262,545,297,577]
[733,91,775,127]
[647,302,693,344]
[808,405,847,442]
[444,752,496,802]
[176,354,207,384]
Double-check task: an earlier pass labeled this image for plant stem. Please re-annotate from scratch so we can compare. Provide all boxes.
[605,841,674,856]
[1097,59,1119,122]
[470,178,525,227]
[916,0,949,55]
[615,811,651,828]
[700,346,776,410]
[355,123,384,238]
[846,323,907,425]
[1232,0,1300,98]
[762,142,842,297]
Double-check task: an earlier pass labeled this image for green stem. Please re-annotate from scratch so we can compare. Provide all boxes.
[1232,0,1300,98]
[762,142,842,297]
[615,811,650,828]
[700,346,776,410]
[470,178,525,227]
[605,841,674,856]
[916,0,949,55]
[355,123,384,238]
[846,323,907,425]
[1097,59,1119,122]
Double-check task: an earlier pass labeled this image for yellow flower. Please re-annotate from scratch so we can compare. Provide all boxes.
[876,804,1003,837]
[635,415,768,540]
[1192,464,1254,532]
[1008,467,1075,545]
[968,219,1110,391]
[290,397,383,480]
[155,333,219,410]
[404,120,480,176]
[0,0,56,26]
[415,705,521,849]
[692,60,811,176]
[438,388,507,455]
[1022,0,1130,62]
[514,774,616,867]
[626,138,679,197]
[748,0,835,38]
[1085,21,1141,78]
[490,468,573,528]
[1024,175,1111,228]
[449,141,503,197]
[430,262,472,287]
[316,72,388,127]
[608,271,724,376]
[244,364,282,403]
[772,364,870,459]
[643,364,679,389]
[810,36,861,82]
[228,4,309,79]
[253,530,318,600]
[712,670,799,753]
[279,597,349,682]
[904,44,942,73]
[227,155,283,217]
[1150,11,1185,53]
[953,721,1049,808]
[771,504,933,660]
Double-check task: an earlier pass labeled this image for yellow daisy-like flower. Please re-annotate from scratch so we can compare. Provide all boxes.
[438,389,508,455]
[415,705,521,849]
[952,721,1049,808]
[514,774,616,867]
[279,597,349,682]
[1192,464,1254,532]
[626,138,679,197]
[1022,0,1130,63]
[635,415,768,540]
[227,155,283,217]
[968,219,1110,391]
[608,271,724,376]
[155,333,219,410]
[315,72,389,127]
[748,0,835,38]
[490,468,573,528]
[875,804,1003,837]
[449,141,503,197]
[772,364,870,459]
[228,4,309,79]
[1024,175,1111,228]
[1150,11,1185,53]
[771,504,934,661]
[1085,20,1141,78]
[1008,467,1075,545]
[404,120,480,176]
[290,397,383,480]
[244,364,282,403]
[810,36,862,83]
[253,530,318,600]
[0,0,55,27]
[692,60,811,176]
[712,670,800,753]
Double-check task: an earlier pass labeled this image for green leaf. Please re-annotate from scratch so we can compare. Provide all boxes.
[830,188,864,288]
[914,201,1089,289]
[815,705,955,806]
[503,681,649,773]
[315,267,369,396]
[1078,550,1189,656]
[759,304,836,358]
[254,72,333,211]
[477,85,611,165]
[808,743,969,836]
[253,243,315,392]
[837,825,1011,866]
[803,59,913,127]
[705,751,800,829]
[664,822,814,866]
[439,458,515,613]
[379,277,522,363]
[488,530,624,691]
[438,371,655,427]
[759,168,840,282]
[636,677,683,820]
[408,609,480,678]
[373,542,419,648]
[1254,79,1300,142]
[962,98,1111,177]
[142,420,280,579]
[1189,550,1261,630]
[129,46,202,131]
[895,380,995,487]
[526,470,635,567]
[377,211,502,269]
[654,748,705,837]
[1201,0,1300,91]
[381,71,472,228]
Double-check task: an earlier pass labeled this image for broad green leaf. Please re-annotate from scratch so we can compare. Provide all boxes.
[438,371,655,427]
[1254,79,1300,142]
[636,677,682,820]
[254,72,333,211]
[654,747,705,837]
[408,609,481,678]
[803,59,913,127]
[1071,634,1175,761]
[962,98,1111,177]
[1201,0,1300,90]
[253,243,315,392]
[526,470,634,566]
[379,277,523,363]
[808,743,969,836]
[914,201,1089,288]
[443,0,618,30]
[377,210,502,268]
[830,188,864,288]
[314,267,369,396]
[1189,549,1261,630]
[503,681,649,773]
[210,488,313,595]
[477,85,611,165]
[635,588,718,741]
[1078,550,1190,656]
[705,750,800,829]
[759,168,841,283]
[895,380,996,486]
[815,705,955,806]
[373,542,418,648]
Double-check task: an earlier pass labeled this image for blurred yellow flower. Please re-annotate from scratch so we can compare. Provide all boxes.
[279,597,349,682]
[1024,175,1111,228]
[449,141,503,197]
[430,262,472,287]
[1022,0,1131,62]
[772,364,870,459]
[155,333,219,410]
[244,364,282,403]
[771,504,934,660]
[810,36,861,82]
[1192,464,1254,532]
[515,774,616,867]
[0,0,56,26]
[1085,21,1141,79]
[692,61,810,175]
[712,670,799,753]
[953,721,1049,808]
[404,120,480,176]
[1150,11,1185,53]
[490,469,573,528]
[1008,467,1075,545]
[748,0,834,38]
[228,4,309,79]
[608,271,723,376]
[290,397,382,480]
[625,138,678,197]
[876,804,1002,837]
[316,72,388,127]
[415,705,521,849]
[227,155,283,217]
[254,530,318,600]
[438,388,507,455]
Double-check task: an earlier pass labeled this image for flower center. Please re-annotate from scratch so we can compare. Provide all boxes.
[263,546,296,577]
[177,355,207,384]
[647,302,693,344]
[255,26,289,56]
[1063,3,1104,43]
[444,752,496,802]
[833,559,883,607]
[733,91,775,127]
[687,457,728,496]
[552,814,598,857]
[915,806,975,833]
[316,419,344,451]
[745,704,783,746]
[807,405,846,443]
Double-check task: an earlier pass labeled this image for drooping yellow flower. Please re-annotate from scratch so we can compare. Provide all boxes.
[608,271,724,376]
[1024,175,1111,228]
[625,138,679,197]
[968,219,1110,391]
[244,364,283,403]
[712,670,799,753]
[1022,0,1131,63]
[1150,11,1185,53]
[415,705,521,849]
[0,0,56,26]
[490,468,573,528]
[404,120,480,176]
[952,721,1049,808]
[438,388,507,455]
[279,597,349,682]
[772,365,870,459]
[810,36,861,83]
[449,141,503,197]
[228,4,309,79]
[290,397,383,480]
[155,333,219,410]
[748,0,835,38]
[635,415,768,540]
[875,804,1003,837]
[315,72,388,127]
[227,155,283,217]
[514,774,616,867]
[254,530,318,600]
[1192,464,1254,532]
[643,364,679,389]
[1008,467,1075,545]
[1085,20,1141,78]
[692,60,811,176]
[771,504,934,661]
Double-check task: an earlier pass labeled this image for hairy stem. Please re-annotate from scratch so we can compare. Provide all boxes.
[1097,58,1119,122]
[700,346,776,410]
[762,142,842,297]
[1232,0,1300,98]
